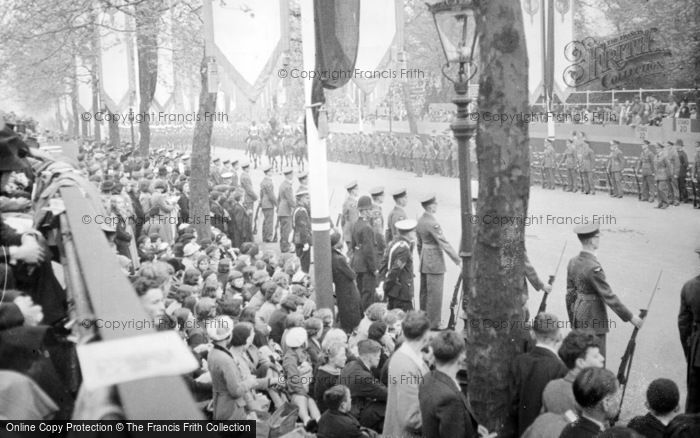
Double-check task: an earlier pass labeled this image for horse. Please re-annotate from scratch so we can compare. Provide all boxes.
[280,134,298,168]
[266,135,284,171]
[248,136,266,169]
[293,137,308,170]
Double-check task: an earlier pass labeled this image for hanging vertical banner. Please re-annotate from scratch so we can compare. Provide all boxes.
[210,0,289,102]
[351,0,402,94]
[553,0,573,101]
[98,9,133,111]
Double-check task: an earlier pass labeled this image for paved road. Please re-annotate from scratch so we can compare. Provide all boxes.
[54,141,697,420]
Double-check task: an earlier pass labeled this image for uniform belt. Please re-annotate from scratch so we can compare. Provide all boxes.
[422,243,440,249]
[577,294,598,301]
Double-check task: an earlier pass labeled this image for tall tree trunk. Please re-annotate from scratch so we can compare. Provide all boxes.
[466,1,531,436]
[190,55,216,244]
[55,99,64,133]
[71,61,80,138]
[135,0,160,156]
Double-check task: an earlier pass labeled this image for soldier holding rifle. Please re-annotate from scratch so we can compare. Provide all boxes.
[565,224,643,357]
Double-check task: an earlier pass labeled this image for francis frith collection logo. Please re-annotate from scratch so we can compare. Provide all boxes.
[563,28,671,89]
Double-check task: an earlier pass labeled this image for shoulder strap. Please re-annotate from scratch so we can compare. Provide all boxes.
[388,239,409,269]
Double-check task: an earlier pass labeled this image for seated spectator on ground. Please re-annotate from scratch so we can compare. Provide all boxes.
[282,326,320,431]
[304,317,324,370]
[340,339,387,433]
[542,330,604,414]
[317,385,372,438]
[269,294,301,345]
[313,342,347,413]
[627,378,680,438]
[315,308,334,342]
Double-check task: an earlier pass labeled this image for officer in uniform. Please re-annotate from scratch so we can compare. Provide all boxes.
[654,142,672,209]
[350,195,379,311]
[298,170,309,193]
[607,140,625,198]
[259,164,277,242]
[677,140,689,203]
[369,187,387,271]
[679,246,700,413]
[211,157,223,185]
[277,168,296,252]
[636,140,656,202]
[565,224,643,357]
[666,140,681,206]
[560,139,578,192]
[239,160,258,213]
[416,194,461,329]
[543,138,556,189]
[580,141,596,194]
[342,181,360,253]
[383,219,417,311]
[385,188,408,243]
[292,189,312,273]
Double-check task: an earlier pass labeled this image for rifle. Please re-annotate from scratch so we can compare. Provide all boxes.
[447,274,464,331]
[613,270,662,425]
[272,214,279,242]
[692,178,698,208]
[252,202,262,235]
[632,168,642,200]
[605,169,614,195]
[537,241,567,314]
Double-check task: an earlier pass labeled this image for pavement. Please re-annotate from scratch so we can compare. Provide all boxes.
[54,141,698,421]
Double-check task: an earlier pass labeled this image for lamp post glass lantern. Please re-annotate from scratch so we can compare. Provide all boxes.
[427,0,478,322]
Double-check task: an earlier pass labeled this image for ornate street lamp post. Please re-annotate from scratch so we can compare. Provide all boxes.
[427,0,478,321]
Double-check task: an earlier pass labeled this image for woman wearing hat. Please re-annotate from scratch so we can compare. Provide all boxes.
[207,316,270,420]
[282,326,321,431]
[145,179,177,244]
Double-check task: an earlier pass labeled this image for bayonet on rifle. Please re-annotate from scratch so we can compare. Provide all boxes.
[537,242,567,314]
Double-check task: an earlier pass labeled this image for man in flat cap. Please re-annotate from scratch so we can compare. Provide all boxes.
[654,142,672,209]
[350,195,380,311]
[636,140,656,203]
[679,246,700,413]
[385,188,408,243]
[416,194,460,329]
[292,189,312,273]
[565,224,642,357]
[259,164,277,242]
[277,168,296,252]
[606,140,625,198]
[342,181,360,256]
[382,219,417,311]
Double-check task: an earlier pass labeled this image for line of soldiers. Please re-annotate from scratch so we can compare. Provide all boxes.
[540,132,699,208]
[327,132,463,178]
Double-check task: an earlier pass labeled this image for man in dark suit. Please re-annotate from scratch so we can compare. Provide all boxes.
[229,190,251,248]
[382,219,417,311]
[508,312,568,436]
[350,196,379,312]
[340,339,387,432]
[292,189,312,273]
[566,224,643,357]
[239,161,258,213]
[419,330,480,438]
[416,194,460,329]
[560,367,622,438]
[679,246,700,413]
[277,168,295,252]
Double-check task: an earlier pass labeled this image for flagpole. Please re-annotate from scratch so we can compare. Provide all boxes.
[301,0,334,310]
